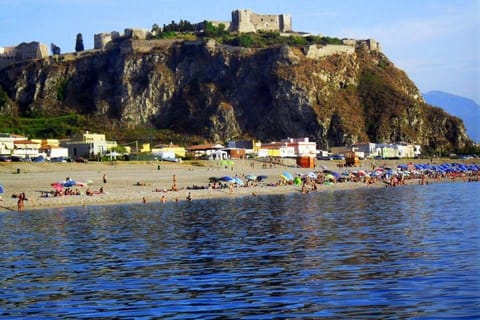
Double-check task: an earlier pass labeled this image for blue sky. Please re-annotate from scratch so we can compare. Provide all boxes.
[1,0,478,103]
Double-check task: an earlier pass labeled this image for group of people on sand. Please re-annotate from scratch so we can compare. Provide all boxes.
[85,187,105,196]
[52,188,82,197]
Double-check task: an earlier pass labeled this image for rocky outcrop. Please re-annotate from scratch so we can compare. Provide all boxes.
[0,39,470,152]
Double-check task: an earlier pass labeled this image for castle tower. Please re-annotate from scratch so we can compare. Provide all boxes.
[231,9,257,33]
[279,14,292,32]
[231,9,293,33]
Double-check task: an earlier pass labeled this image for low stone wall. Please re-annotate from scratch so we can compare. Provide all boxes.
[304,44,355,59]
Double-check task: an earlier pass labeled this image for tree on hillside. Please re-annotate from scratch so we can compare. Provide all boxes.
[50,43,61,55]
[75,33,84,52]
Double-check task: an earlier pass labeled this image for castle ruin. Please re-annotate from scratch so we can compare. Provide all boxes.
[94,28,151,50]
[229,9,292,33]
[0,41,48,70]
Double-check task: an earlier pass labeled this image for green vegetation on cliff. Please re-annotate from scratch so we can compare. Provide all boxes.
[149,19,343,48]
[0,26,473,154]
[0,114,86,138]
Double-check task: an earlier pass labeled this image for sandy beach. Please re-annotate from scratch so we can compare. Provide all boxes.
[0,158,477,212]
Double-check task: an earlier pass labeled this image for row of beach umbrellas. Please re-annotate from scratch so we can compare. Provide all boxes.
[410,162,480,173]
[211,175,269,186]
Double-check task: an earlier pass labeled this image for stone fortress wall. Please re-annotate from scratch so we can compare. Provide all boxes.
[304,39,381,59]
[230,9,292,33]
[0,42,48,69]
[94,28,151,50]
[0,10,381,69]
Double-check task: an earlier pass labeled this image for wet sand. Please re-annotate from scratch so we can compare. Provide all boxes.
[0,158,476,212]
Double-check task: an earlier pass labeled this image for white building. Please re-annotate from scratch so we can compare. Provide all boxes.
[13,139,41,159]
[280,137,317,157]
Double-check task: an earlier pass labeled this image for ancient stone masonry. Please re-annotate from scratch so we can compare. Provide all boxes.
[343,39,381,52]
[230,9,292,33]
[0,42,48,70]
[304,44,355,59]
[94,28,151,50]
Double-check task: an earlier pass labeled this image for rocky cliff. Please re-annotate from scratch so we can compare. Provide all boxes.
[0,39,470,151]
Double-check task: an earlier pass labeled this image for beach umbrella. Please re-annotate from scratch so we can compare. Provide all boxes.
[280,171,293,181]
[357,170,367,176]
[325,173,335,181]
[221,160,234,166]
[233,177,244,185]
[245,174,257,181]
[219,176,235,183]
[330,172,342,180]
[306,172,317,179]
[63,180,76,188]
[256,175,268,182]
[0,184,4,194]
[51,182,64,191]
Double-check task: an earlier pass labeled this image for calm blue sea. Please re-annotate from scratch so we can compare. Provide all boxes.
[0,182,479,319]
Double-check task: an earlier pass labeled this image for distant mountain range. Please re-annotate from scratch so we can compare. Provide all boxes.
[423,91,480,142]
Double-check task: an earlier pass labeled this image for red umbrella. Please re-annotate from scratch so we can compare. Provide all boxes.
[51,182,64,191]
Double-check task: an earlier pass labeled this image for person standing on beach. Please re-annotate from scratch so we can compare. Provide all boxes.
[103,174,107,184]
[172,174,177,191]
[17,193,26,211]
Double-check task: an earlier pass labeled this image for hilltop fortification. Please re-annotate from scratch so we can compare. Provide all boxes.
[0,41,48,69]
[230,9,292,33]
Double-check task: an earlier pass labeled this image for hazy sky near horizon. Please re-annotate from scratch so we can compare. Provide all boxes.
[1,0,478,103]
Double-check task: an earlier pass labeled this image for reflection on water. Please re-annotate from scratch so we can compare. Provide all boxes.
[1,183,479,318]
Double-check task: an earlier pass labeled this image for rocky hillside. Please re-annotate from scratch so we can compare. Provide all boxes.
[0,39,471,152]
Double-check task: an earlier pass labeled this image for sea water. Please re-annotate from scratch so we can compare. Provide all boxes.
[0,182,479,319]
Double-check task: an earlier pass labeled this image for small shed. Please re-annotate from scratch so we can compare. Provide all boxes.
[296,155,315,168]
[224,148,246,159]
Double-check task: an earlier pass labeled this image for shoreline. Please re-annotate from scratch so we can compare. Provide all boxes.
[1,159,478,212]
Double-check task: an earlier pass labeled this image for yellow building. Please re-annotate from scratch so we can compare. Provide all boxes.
[152,144,186,158]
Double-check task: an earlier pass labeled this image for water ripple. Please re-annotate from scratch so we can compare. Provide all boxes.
[0,182,479,318]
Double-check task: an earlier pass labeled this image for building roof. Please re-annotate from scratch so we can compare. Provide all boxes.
[187,144,224,151]
[14,140,39,146]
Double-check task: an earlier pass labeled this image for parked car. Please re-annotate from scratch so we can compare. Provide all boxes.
[31,155,46,162]
[50,156,69,163]
[11,156,27,162]
[0,155,12,162]
[332,154,345,160]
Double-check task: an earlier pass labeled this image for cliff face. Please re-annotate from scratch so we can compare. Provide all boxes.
[0,39,470,151]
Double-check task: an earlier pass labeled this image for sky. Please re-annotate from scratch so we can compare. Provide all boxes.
[1,0,479,103]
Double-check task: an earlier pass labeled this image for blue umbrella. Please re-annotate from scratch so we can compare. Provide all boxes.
[280,172,293,181]
[0,184,4,194]
[63,180,76,188]
[331,172,342,180]
[256,175,268,182]
[233,177,244,185]
[219,176,235,183]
